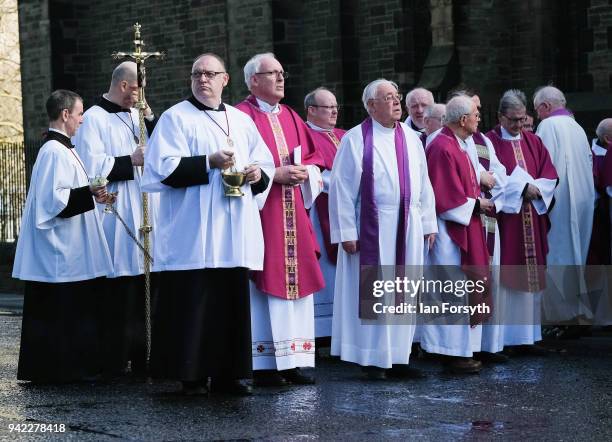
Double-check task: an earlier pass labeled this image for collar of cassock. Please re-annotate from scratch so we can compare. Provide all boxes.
[306,120,332,133]
[98,95,131,113]
[593,138,608,155]
[188,95,226,111]
[46,128,74,149]
[408,118,425,133]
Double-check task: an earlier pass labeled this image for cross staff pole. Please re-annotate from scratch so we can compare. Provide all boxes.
[111,23,164,373]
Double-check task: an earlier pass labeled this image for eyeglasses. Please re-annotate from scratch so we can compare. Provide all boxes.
[463,112,481,119]
[255,70,289,79]
[310,105,340,111]
[191,70,226,80]
[502,115,527,124]
[373,93,403,103]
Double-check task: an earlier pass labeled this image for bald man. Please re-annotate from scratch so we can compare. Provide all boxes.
[404,88,434,133]
[73,61,160,378]
[304,87,346,338]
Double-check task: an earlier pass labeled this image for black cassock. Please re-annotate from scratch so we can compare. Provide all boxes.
[149,139,269,383]
[151,267,252,382]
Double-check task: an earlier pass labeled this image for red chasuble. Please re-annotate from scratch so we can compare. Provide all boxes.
[602,147,612,188]
[588,142,611,264]
[308,127,346,264]
[427,127,491,324]
[427,127,489,266]
[486,126,559,291]
[236,96,325,300]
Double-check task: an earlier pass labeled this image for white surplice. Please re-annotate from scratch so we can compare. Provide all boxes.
[329,120,437,368]
[306,121,337,338]
[469,132,508,353]
[73,104,159,277]
[141,101,275,271]
[536,115,595,321]
[13,133,112,282]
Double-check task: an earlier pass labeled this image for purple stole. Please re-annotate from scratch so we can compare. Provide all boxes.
[359,117,410,319]
[548,108,574,118]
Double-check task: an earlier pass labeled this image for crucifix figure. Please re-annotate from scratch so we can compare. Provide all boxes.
[111,22,165,372]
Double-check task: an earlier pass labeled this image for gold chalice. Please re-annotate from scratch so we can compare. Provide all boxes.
[221,167,246,197]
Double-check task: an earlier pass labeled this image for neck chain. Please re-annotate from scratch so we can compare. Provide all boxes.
[203,108,234,147]
[66,148,90,181]
[115,112,139,144]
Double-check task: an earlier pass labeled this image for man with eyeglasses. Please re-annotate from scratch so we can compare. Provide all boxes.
[533,86,594,332]
[141,53,275,396]
[329,79,437,381]
[486,89,558,356]
[443,91,510,364]
[304,87,346,339]
[428,91,502,205]
[73,61,160,378]
[236,53,325,387]
[523,114,535,132]
[421,95,494,374]
[404,88,435,134]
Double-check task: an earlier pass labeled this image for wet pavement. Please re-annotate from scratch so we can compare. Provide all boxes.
[0,312,611,441]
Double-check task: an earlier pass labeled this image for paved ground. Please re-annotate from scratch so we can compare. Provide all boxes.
[0,294,22,316]
[0,297,611,441]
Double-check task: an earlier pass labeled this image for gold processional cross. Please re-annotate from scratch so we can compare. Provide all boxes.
[111,23,165,371]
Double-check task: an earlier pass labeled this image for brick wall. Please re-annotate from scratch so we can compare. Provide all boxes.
[18,0,52,143]
[227,0,274,104]
[588,0,612,92]
[18,0,612,141]
[454,0,554,128]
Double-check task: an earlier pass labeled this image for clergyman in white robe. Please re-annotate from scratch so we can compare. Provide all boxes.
[141,95,275,389]
[73,66,160,374]
[13,93,113,383]
[74,98,159,279]
[536,111,595,322]
[329,118,437,369]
